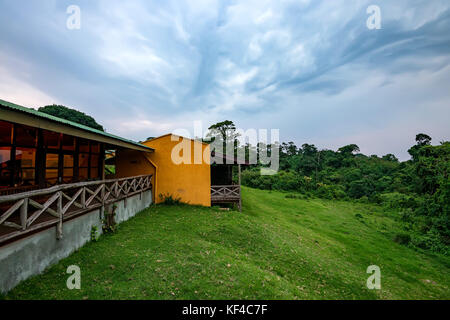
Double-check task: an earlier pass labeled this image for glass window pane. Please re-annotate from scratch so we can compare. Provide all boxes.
[15,124,37,147]
[62,134,75,151]
[91,155,99,168]
[43,130,60,149]
[91,142,100,154]
[45,168,58,179]
[0,147,12,188]
[90,167,98,179]
[79,153,89,167]
[0,121,13,145]
[46,153,59,168]
[63,154,74,167]
[21,169,35,183]
[79,168,88,180]
[0,147,11,167]
[0,169,12,187]
[79,139,89,153]
[16,148,36,168]
[63,168,73,183]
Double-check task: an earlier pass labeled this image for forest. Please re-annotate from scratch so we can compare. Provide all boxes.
[239,133,449,255]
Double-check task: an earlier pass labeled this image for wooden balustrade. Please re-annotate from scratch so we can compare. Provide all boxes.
[211,185,242,211]
[0,175,152,245]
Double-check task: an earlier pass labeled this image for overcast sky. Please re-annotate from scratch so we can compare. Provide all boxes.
[1,0,449,160]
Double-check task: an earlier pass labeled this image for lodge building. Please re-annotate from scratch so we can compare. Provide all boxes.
[0,99,152,195]
[0,98,245,294]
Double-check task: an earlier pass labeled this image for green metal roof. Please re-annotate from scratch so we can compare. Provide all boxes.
[0,98,153,151]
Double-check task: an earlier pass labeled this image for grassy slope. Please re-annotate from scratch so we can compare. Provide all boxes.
[3,187,450,300]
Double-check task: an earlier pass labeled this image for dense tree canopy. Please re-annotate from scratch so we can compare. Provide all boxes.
[236,132,449,255]
[38,104,104,132]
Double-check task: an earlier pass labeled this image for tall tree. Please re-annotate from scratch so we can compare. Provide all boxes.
[207,120,239,143]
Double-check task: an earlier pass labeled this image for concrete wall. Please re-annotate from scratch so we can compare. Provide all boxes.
[0,190,152,294]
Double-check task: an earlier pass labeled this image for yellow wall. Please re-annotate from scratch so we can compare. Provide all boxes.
[115,134,211,207]
[115,148,156,200]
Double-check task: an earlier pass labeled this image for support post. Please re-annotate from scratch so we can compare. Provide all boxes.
[100,183,105,220]
[238,164,242,212]
[20,198,28,230]
[81,187,86,208]
[57,191,63,240]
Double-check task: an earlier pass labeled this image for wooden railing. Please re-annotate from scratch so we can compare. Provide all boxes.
[211,185,242,212]
[211,185,241,201]
[0,175,152,245]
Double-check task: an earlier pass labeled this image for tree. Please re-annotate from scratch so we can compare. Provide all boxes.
[382,154,399,162]
[415,133,432,146]
[338,144,360,155]
[207,120,239,143]
[408,133,432,161]
[38,104,104,131]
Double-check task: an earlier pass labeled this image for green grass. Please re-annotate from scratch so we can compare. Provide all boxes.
[3,187,450,300]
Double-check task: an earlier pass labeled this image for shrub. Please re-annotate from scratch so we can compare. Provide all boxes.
[90,226,100,242]
[379,192,419,209]
[410,231,449,255]
[393,233,411,245]
[159,193,182,205]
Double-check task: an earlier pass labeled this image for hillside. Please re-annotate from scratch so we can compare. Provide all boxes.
[3,187,449,299]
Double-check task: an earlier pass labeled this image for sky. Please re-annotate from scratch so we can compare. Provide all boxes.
[0,0,449,160]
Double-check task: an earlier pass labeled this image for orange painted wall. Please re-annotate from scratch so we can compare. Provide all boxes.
[143,134,211,206]
[115,135,211,207]
[115,148,156,200]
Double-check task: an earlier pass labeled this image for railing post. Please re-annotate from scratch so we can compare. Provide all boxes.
[57,191,63,240]
[81,187,86,208]
[20,198,28,230]
[238,185,242,213]
[100,183,105,220]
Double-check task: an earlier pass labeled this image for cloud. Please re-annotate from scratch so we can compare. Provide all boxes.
[0,0,449,160]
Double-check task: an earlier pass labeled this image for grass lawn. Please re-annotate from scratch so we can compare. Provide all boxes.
[2,187,449,300]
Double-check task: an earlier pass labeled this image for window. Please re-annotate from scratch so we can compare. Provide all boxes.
[45,153,59,186]
[43,130,60,149]
[0,147,11,167]
[15,148,36,186]
[79,168,88,180]
[79,152,89,180]
[79,153,89,167]
[90,167,99,179]
[91,142,100,154]
[79,138,89,153]
[90,154,99,179]
[15,124,37,147]
[0,121,13,145]
[63,154,74,183]
[62,134,75,151]
[0,147,12,188]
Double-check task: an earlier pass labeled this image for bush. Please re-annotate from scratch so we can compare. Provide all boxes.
[410,231,449,255]
[159,193,182,205]
[379,192,419,209]
[393,233,411,245]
